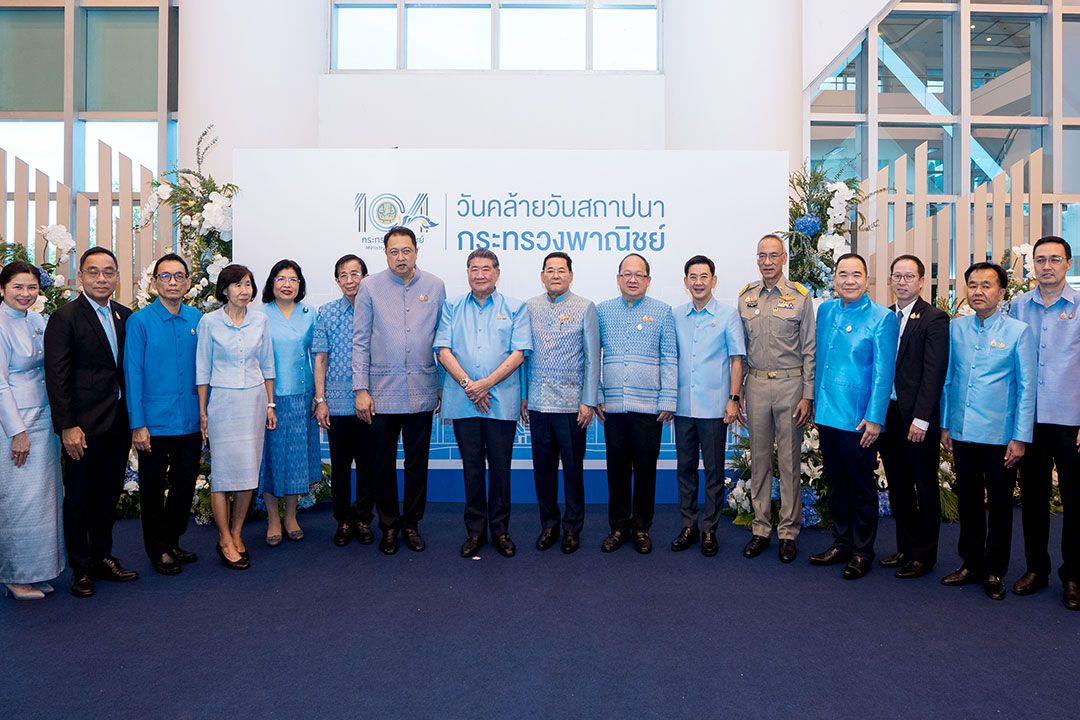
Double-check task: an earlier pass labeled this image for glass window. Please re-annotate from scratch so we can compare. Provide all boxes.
[405,4,491,70]
[593,4,658,71]
[811,123,864,179]
[970,125,1042,191]
[1064,20,1080,116]
[82,121,158,193]
[1064,128,1080,194]
[0,120,64,190]
[0,9,64,112]
[334,5,398,70]
[879,124,953,194]
[812,41,865,114]
[500,5,585,70]
[85,8,159,112]
[970,15,1040,117]
[1062,205,1080,280]
[878,15,952,116]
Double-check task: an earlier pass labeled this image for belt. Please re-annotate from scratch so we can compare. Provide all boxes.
[748,368,803,379]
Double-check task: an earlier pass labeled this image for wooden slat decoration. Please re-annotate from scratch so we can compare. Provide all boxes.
[855,177,873,258]
[14,157,30,253]
[35,170,50,263]
[1008,158,1025,250]
[873,165,890,304]
[991,173,1006,265]
[75,193,90,264]
[972,182,988,264]
[0,148,7,237]
[955,192,971,281]
[56,182,73,277]
[117,154,135,305]
[936,205,951,301]
[97,141,113,251]
[1028,148,1043,241]
[139,166,155,271]
[159,183,175,258]
[914,142,930,301]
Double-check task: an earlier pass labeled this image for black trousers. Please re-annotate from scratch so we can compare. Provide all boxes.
[61,413,132,571]
[327,414,375,526]
[674,416,727,533]
[1018,423,1079,583]
[953,440,1017,578]
[137,433,201,560]
[879,402,941,565]
[454,417,516,538]
[818,424,880,559]
[371,411,433,531]
[528,411,587,535]
[603,412,662,533]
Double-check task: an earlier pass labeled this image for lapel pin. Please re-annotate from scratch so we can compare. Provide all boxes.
[910,312,921,319]
[420,294,429,302]
[1061,312,1069,320]
[710,320,717,327]
[636,323,644,331]
[754,309,760,316]
[845,325,853,333]
[191,328,196,336]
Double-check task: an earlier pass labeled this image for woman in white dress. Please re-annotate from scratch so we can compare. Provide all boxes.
[0,261,65,600]
[195,264,276,569]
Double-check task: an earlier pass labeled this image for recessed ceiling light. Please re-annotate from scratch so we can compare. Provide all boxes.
[971,24,976,29]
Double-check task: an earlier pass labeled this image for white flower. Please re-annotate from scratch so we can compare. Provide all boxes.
[154,184,172,201]
[195,475,209,491]
[940,461,951,473]
[123,479,139,494]
[30,296,46,314]
[63,288,72,299]
[53,274,66,288]
[206,256,231,284]
[180,215,193,226]
[186,286,199,298]
[199,278,208,287]
[39,224,76,260]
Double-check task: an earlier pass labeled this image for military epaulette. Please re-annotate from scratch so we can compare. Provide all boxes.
[738,282,758,296]
[792,282,809,296]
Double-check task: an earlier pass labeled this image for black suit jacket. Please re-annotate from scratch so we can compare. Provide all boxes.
[44,294,133,435]
[890,296,949,428]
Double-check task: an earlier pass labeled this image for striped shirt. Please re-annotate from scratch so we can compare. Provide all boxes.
[524,291,600,413]
[597,295,678,415]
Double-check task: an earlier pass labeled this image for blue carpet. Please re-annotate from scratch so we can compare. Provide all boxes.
[2,504,1078,720]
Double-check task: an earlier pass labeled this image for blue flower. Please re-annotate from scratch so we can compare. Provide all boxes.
[794,214,822,237]
[878,490,892,517]
[37,267,54,290]
[770,476,781,502]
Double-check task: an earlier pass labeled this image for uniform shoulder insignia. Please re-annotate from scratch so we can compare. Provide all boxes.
[738,282,757,296]
[792,282,809,296]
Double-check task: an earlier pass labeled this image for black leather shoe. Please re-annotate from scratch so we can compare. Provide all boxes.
[333,523,353,547]
[353,522,374,545]
[561,532,580,554]
[215,543,250,570]
[70,571,95,598]
[878,551,906,568]
[403,528,426,552]
[633,530,653,555]
[895,560,932,579]
[809,546,851,566]
[601,529,628,553]
[1064,581,1080,611]
[171,546,198,564]
[92,556,139,582]
[984,575,1006,600]
[460,535,485,558]
[779,539,797,564]
[151,552,182,576]
[1011,571,1048,596]
[379,529,399,555]
[495,533,516,558]
[670,527,700,552]
[743,535,770,558]
[700,532,718,557]
[536,527,559,551]
[843,556,871,580]
[941,566,982,586]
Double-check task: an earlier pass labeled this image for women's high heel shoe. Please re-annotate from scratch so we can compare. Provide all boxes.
[4,583,46,600]
[216,543,251,570]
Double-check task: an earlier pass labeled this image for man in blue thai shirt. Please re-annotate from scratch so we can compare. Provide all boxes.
[671,254,744,557]
[809,253,899,580]
[596,253,678,555]
[522,251,599,555]
[124,253,202,576]
[1008,236,1079,610]
[939,262,1037,600]
[435,249,532,559]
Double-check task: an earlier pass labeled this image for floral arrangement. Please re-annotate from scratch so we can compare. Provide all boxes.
[0,225,78,315]
[136,125,235,312]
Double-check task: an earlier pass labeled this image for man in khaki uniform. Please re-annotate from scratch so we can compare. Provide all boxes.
[738,234,816,563]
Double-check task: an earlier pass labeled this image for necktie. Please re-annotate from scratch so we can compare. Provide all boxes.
[97,304,118,364]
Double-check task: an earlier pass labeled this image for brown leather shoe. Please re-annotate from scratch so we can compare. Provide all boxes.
[1011,571,1048,596]
[878,552,906,568]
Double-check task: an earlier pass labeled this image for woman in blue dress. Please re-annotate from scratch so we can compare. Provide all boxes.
[258,260,321,546]
[196,264,276,569]
[0,261,64,600]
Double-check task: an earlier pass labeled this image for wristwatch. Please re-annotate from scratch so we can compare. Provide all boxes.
[729,394,740,402]
[313,397,325,404]
[458,377,470,388]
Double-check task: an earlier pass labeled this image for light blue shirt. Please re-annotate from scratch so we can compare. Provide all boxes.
[434,290,532,422]
[0,305,48,438]
[1009,285,1080,426]
[524,291,600,413]
[312,296,356,417]
[596,295,678,415]
[195,308,275,390]
[353,268,447,413]
[88,295,119,364]
[814,294,899,431]
[674,298,745,419]
[123,299,202,436]
[942,310,1037,445]
[260,301,315,397]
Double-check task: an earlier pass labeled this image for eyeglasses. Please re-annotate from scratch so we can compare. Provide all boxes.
[890,273,918,283]
[1034,256,1067,266]
[156,272,189,282]
[543,268,570,276]
[618,271,648,280]
[82,268,117,279]
[757,253,783,262]
[387,248,415,258]
[336,271,365,281]
[274,276,300,285]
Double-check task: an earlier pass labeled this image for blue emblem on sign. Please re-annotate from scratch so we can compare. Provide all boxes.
[355,192,440,236]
